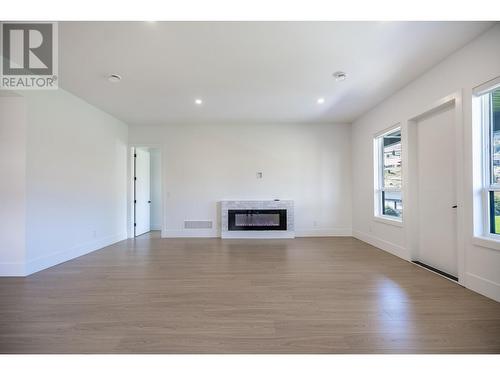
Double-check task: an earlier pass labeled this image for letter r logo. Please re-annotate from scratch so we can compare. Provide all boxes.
[2,23,53,75]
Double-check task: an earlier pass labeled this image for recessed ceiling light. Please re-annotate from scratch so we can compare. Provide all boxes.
[195,99,203,105]
[108,74,122,83]
[333,71,348,82]
[317,97,325,104]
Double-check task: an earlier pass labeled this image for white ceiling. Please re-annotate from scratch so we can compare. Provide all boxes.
[59,21,493,126]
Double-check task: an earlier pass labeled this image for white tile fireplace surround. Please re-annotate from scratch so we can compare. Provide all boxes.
[221,200,294,239]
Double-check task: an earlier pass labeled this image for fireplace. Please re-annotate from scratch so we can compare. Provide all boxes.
[228,209,287,231]
[221,200,294,238]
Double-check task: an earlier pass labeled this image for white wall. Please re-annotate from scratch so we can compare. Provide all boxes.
[150,148,162,230]
[129,122,352,237]
[0,96,27,275]
[0,88,129,276]
[351,24,500,301]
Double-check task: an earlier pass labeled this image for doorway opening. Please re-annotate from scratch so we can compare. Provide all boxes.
[131,146,162,237]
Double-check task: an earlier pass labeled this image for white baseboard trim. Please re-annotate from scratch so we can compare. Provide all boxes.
[353,231,500,302]
[0,262,25,277]
[352,229,409,261]
[465,272,500,302]
[163,229,219,238]
[25,232,128,276]
[163,228,352,238]
[295,228,352,237]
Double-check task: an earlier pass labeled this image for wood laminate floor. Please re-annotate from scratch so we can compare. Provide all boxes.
[0,233,499,353]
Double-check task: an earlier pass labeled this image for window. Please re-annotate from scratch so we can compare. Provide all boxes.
[374,127,402,220]
[480,87,500,235]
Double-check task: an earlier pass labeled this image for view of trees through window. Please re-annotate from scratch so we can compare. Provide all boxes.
[489,89,500,234]
[382,129,402,218]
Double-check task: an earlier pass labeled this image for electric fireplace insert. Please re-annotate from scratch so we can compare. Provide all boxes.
[228,209,287,231]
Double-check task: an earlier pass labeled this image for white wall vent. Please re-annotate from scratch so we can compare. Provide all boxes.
[184,220,213,229]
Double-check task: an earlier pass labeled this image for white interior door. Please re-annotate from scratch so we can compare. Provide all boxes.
[416,104,458,277]
[134,148,151,236]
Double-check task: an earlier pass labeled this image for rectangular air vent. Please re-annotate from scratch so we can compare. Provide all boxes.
[184,220,213,229]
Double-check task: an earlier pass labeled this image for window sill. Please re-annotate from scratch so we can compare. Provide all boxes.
[373,216,403,227]
[472,236,500,252]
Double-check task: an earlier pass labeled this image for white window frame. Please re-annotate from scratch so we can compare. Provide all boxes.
[373,125,403,223]
[477,80,500,239]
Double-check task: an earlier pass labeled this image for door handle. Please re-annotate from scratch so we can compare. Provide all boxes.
[452,205,458,208]
[148,200,151,203]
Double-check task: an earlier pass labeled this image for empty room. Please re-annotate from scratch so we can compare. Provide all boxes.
[1,1,500,371]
